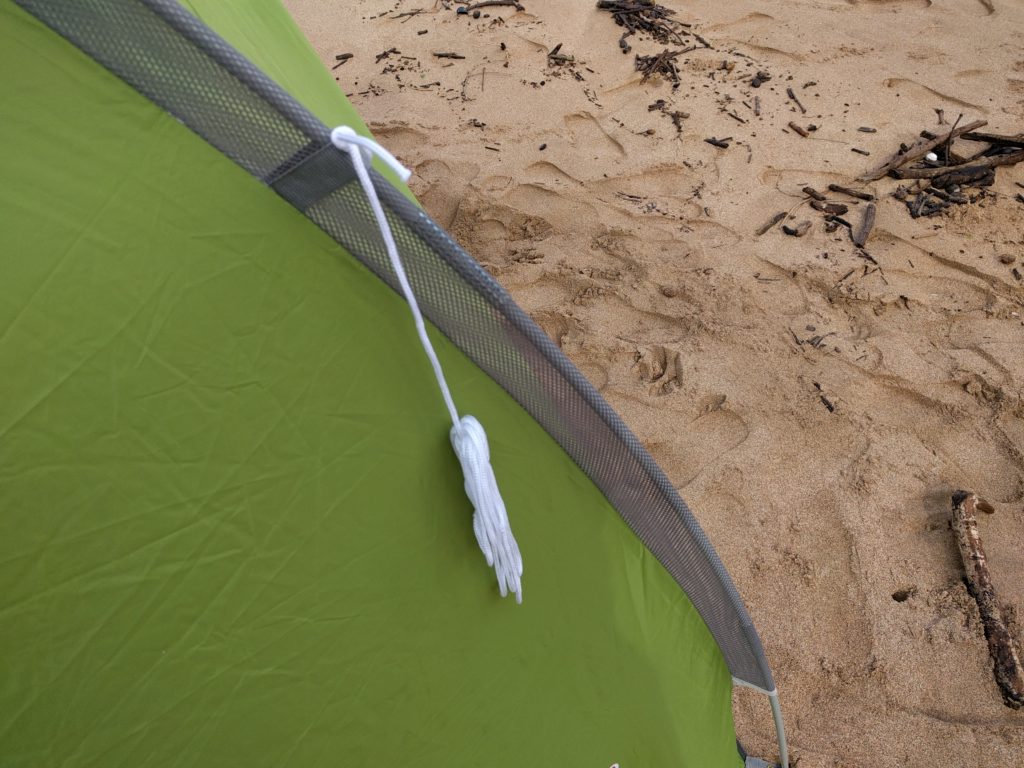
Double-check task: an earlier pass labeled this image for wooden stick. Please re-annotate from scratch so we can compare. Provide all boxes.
[786,87,806,114]
[828,183,874,201]
[755,211,786,236]
[463,0,524,11]
[892,150,1024,179]
[942,113,963,166]
[852,202,876,248]
[857,119,987,181]
[951,492,1024,709]
[788,121,809,138]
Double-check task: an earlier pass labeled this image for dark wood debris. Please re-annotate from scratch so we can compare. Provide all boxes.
[786,86,806,114]
[856,120,1024,220]
[852,203,876,248]
[458,1,524,12]
[648,99,688,133]
[635,47,696,85]
[755,211,787,236]
[596,0,699,54]
[828,184,874,201]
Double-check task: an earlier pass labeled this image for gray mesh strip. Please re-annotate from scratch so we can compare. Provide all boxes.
[15,0,775,692]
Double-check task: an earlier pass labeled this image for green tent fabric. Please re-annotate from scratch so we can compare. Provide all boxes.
[0,2,768,766]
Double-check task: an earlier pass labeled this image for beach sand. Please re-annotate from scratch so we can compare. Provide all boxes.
[283,1,1024,764]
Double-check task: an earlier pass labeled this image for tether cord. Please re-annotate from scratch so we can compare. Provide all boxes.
[331,126,524,603]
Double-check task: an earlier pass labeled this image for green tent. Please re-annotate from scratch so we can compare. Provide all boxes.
[0,1,787,766]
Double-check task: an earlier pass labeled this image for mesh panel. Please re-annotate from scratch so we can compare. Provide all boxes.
[16,0,774,692]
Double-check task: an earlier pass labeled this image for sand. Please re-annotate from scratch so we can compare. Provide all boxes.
[283,1,1024,764]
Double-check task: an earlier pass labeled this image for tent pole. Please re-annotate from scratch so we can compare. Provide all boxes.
[768,690,789,768]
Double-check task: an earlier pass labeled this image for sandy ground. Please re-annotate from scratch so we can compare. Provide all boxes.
[284,1,1024,764]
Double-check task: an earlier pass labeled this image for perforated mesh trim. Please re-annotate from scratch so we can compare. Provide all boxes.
[15,0,774,692]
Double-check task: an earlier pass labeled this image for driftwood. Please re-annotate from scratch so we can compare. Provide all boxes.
[788,121,809,138]
[932,166,995,189]
[786,87,806,114]
[951,492,1024,709]
[857,119,987,181]
[828,184,874,201]
[636,47,694,84]
[852,203,876,248]
[596,0,691,52]
[961,131,1024,149]
[755,211,786,236]
[461,1,524,11]
[892,150,1024,179]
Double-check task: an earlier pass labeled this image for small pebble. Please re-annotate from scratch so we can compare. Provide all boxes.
[999,254,1016,265]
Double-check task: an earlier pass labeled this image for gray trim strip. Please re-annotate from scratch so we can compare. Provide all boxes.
[269,142,358,210]
[13,0,776,698]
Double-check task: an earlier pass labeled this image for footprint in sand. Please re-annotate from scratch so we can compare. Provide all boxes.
[646,396,751,487]
[564,111,625,156]
[633,344,683,396]
[882,77,987,113]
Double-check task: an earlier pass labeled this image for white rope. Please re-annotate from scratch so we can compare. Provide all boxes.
[331,126,523,603]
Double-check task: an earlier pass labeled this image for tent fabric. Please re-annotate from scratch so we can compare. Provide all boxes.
[9,0,775,696]
[1,1,772,765]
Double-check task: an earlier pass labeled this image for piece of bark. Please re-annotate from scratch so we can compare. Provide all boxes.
[852,203,875,248]
[893,150,1024,179]
[858,119,987,181]
[951,492,1024,709]
[803,186,826,201]
[827,184,874,201]
[755,211,786,236]
[782,220,811,237]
